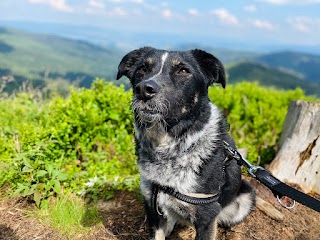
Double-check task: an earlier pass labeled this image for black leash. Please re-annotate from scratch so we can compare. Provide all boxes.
[223,141,320,213]
[150,141,320,215]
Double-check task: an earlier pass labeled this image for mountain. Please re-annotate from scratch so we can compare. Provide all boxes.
[173,44,260,64]
[1,25,320,96]
[255,51,320,83]
[227,62,320,96]
[0,26,125,92]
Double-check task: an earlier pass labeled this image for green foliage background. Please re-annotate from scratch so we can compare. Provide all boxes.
[0,79,318,206]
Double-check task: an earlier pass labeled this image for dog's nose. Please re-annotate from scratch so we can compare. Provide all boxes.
[135,80,159,101]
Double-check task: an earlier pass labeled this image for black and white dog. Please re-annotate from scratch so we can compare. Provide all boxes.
[117,47,255,240]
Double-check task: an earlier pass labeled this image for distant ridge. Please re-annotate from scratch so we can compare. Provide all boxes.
[256,51,320,83]
[0,26,125,92]
[227,62,320,96]
[0,25,319,96]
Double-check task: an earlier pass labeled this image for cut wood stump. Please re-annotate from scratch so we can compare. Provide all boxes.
[269,100,320,194]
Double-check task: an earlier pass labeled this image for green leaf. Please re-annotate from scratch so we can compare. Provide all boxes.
[23,187,32,197]
[36,170,48,178]
[56,172,68,181]
[23,158,33,169]
[46,165,54,176]
[40,199,49,209]
[109,113,119,121]
[14,183,27,195]
[53,180,61,194]
[34,190,41,207]
[22,166,34,173]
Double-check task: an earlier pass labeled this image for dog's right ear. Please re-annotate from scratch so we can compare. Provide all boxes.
[117,47,155,80]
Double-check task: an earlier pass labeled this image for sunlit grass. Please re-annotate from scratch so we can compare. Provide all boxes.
[33,193,101,238]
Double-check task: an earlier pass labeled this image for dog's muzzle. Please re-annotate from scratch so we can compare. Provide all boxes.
[135,80,159,101]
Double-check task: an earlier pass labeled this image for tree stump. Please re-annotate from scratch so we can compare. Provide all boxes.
[269,100,320,194]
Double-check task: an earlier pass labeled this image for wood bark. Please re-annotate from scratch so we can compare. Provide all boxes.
[269,100,320,194]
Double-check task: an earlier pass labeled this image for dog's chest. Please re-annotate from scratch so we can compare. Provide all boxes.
[139,141,203,222]
[140,146,200,192]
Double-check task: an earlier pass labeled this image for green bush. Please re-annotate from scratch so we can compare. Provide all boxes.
[209,82,318,165]
[0,79,318,207]
[0,79,138,205]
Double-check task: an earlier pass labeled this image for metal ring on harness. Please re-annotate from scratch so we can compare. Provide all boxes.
[276,195,296,209]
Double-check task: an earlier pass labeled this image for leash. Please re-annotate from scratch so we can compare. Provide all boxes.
[150,141,320,215]
[223,141,320,213]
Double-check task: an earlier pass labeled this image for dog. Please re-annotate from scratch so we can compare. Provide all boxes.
[117,47,255,240]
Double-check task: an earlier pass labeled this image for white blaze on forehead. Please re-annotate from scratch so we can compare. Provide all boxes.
[156,52,168,76]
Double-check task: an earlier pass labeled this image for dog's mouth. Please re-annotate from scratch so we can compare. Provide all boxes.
[132,98,168,122]
[135,105,162,119]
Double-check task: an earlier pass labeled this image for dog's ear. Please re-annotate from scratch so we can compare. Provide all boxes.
[117,46,155,80]
[191,49,226,88]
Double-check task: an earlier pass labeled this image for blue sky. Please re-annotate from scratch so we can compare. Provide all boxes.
[0,0,320,49]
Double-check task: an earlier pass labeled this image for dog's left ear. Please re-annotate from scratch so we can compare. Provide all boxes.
[191,49,226,88]
[117,46,155,81]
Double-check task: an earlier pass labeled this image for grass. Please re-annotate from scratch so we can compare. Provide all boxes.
[32,193,101,239]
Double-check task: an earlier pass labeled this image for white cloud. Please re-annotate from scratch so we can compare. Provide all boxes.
[85,0,105,13]
[243,5,257,12]
[88,0,105,9]
[212,8,239,25]
[287,16,320,33]
[258,0,320,4]
[108,0,144,3]
[252,19,274,30]
[108,7,127,16]
[162,9,172,18]
[188,8,200,16]
[28,0,74,12]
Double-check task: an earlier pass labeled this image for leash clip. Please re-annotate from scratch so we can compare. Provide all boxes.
[248,166,264,178]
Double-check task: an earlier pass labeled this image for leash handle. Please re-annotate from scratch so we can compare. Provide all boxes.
[253,168,320,213]
[223,141,320,213]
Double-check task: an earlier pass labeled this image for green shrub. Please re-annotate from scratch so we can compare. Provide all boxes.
[0,79,318,207]
[209,82,318,165]
[0,79,138,205]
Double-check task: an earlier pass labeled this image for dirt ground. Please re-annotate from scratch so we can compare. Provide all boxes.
[0,178,319,240]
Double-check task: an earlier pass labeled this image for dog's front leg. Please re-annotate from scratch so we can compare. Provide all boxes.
[195,218,217,240]
[194,205,221,240]
[144,200,167,240]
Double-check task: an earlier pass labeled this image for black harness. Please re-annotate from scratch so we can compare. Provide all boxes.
[151,141,320,214]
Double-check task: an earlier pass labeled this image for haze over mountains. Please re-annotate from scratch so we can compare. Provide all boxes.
[0,21,320,96]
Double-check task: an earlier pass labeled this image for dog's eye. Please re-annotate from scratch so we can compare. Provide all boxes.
[177,68,190,75]
[137,65,147,74]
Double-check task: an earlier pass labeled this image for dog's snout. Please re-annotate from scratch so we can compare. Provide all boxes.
[135,80,159,101]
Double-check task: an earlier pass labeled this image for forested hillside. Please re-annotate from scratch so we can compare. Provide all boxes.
[0,26,124,92]
[256,51,320,82]
[227,62,320,96]
[1,26,320,96]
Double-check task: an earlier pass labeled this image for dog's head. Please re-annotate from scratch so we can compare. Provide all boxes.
[117,47,225,126]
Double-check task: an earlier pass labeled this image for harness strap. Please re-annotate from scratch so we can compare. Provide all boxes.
[151,183,220,215]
